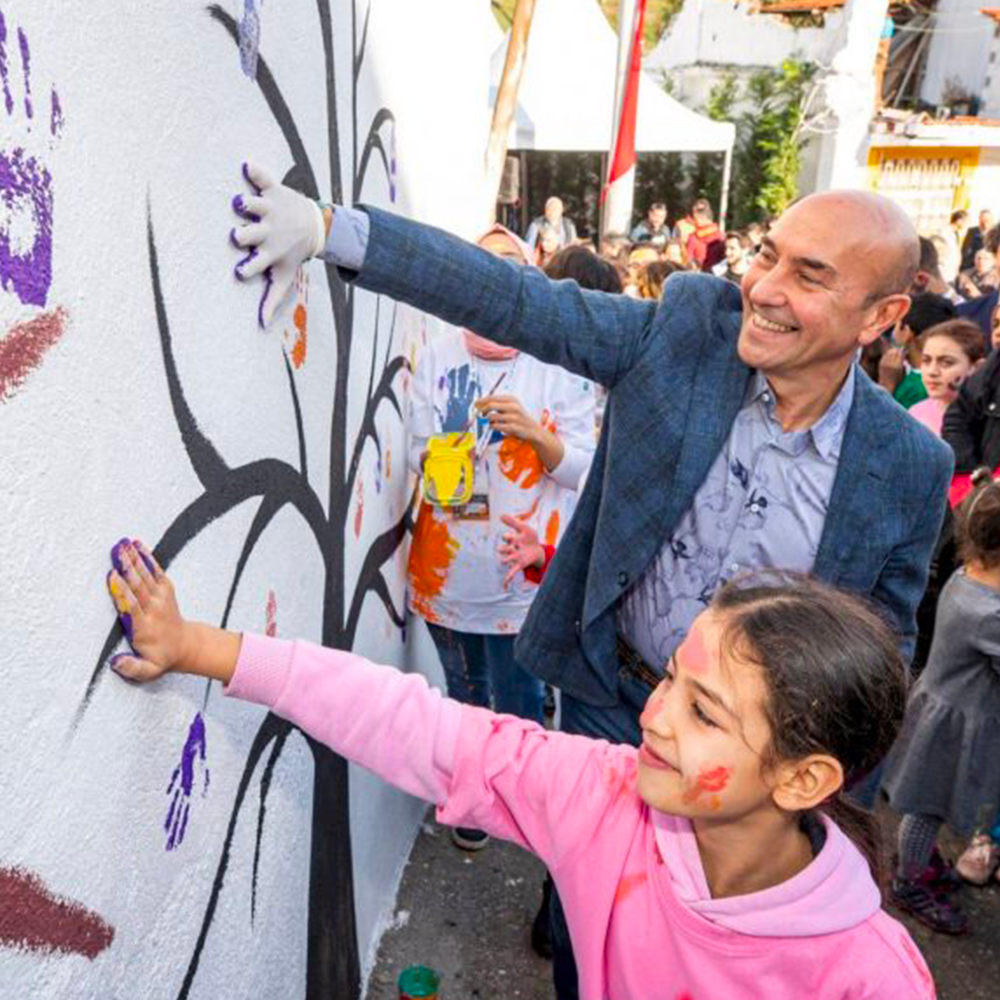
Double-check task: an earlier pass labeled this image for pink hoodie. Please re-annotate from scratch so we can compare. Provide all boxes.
[226,635,936,1000]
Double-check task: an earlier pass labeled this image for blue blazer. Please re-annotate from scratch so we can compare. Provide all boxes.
[354,208,954,707]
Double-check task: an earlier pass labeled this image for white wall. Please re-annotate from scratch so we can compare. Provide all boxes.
[920,0,996,109]
[647,0,847,78]
[0,1,492,998]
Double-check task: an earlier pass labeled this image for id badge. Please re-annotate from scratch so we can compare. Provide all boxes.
[455,492,490,520]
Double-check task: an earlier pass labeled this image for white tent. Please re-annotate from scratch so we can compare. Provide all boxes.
[488,0,736,218]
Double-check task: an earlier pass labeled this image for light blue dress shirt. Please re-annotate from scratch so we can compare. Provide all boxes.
[617,368,856,672]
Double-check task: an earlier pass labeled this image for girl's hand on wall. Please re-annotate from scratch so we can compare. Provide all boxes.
[106,539,189,682]
[230,162,326,328]
[498,514,545,588]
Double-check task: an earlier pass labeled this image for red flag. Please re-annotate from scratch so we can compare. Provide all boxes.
[604,0,648,198]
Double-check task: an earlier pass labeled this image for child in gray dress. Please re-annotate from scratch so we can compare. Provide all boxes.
[885,468,1000,934]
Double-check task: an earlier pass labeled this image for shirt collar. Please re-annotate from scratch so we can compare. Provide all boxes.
[745,367,855,461]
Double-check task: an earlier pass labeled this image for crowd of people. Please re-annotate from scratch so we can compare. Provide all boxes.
[104,168,1000,1000]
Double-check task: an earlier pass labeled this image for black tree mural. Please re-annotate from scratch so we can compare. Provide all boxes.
[74,3,411,997]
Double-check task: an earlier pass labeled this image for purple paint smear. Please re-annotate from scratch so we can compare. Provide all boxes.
[389,120,396,203]
[0,10,12,117]
[0,148,52,307]
[238,0,261,81]
[49,86,62,137]
[164,712,211,851]
[16,26,29,119]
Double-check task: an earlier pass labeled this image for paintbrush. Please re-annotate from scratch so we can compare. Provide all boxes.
[470,370,508,463]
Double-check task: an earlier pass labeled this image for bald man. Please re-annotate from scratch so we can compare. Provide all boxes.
[525,195,577,251]
[231,181,951,994]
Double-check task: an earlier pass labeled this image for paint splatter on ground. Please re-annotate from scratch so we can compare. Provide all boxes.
[0,866,114,959]
[0,305,65,401]
[265,589,277,637]
[0,7,62,309]
[238,0,262,80]
[408,503,460,622]
[164,712,210,851]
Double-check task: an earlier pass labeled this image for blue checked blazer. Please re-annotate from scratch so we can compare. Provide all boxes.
[352,207,954,707]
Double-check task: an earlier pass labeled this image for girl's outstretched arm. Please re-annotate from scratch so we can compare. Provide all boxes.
[105,538,635,864]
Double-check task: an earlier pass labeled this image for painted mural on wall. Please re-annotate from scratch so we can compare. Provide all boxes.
[1,2,411,998]
[0,3,66,402]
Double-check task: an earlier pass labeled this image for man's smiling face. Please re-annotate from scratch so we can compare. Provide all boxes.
[736,193,913,385]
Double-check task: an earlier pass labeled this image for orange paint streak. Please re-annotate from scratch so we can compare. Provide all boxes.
[408,503,461,621]
[354,478,364,538]
[614,872,648,905]
[291,303,308,369]
[544,510,560,546]
[385,445,392,481]
[682,766,731,805]
[499,436,544,489]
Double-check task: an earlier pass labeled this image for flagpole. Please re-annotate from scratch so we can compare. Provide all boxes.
[602,0,644,239]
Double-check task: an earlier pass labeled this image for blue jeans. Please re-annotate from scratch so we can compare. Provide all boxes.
[549,666,651,1000]
[426,623,545,725]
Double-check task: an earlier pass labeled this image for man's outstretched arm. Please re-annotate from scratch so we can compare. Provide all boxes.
[230,165,657,389]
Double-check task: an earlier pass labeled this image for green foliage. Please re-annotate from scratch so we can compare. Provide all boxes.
[731,59,816,227]
[689,73,738,211]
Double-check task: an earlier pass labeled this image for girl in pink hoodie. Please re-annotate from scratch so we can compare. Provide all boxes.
[106,540,935,1000]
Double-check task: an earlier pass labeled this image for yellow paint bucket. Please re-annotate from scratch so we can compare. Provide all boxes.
[423,432,475,507]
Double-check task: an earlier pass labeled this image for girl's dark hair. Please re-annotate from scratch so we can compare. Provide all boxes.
[712,572,908,889]
[919,318,987,365]
[957,469,1000,568]
[544,245,623,293]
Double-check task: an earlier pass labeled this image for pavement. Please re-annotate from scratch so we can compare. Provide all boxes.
[368,807,1000,1000]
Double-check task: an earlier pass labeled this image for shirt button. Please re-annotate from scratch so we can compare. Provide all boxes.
[750,503,760,513]
[730,563,740,573]
[617,570,629,587]
[574,618,582,635]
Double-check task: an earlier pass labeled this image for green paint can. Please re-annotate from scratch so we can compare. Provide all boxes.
[398,964,440,999]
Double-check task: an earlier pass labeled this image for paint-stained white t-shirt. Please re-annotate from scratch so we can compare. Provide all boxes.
[407,331,595,634]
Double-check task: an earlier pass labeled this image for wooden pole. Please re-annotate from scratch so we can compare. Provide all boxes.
[484,0,536,227]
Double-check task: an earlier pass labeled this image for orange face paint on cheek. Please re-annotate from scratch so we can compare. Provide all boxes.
[681,765,732,805]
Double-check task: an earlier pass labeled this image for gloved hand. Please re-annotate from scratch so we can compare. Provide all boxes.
[230,162,326,328]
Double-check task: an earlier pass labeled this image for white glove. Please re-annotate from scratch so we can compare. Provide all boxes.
[230,162,326,328]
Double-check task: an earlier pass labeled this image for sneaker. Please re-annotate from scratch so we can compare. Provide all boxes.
[531,877,554,960]
[956,834,1000,886]
[926,847,965,893]
[451,826,489,851]
[890,876,969,935]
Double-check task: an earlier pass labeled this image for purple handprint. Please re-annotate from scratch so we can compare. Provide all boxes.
[164,712,211,851]
[0,7,62,309]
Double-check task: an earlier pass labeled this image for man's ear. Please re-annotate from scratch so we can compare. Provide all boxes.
[860,294,911,347]
[771,754,843,813]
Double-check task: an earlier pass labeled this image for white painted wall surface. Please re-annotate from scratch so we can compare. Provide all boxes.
[919,0,995,108]
[647,0,847,75]
[0,1,493,998]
